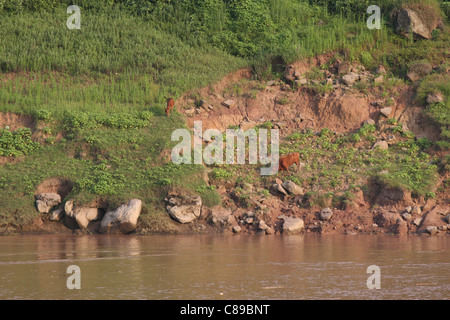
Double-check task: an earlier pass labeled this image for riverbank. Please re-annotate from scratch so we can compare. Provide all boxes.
[0,1,449,237]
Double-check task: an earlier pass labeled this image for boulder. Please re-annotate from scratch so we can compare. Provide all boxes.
[374,209,402,231]
[395,8,442,40]
[68,206,103,229]
[222,100,236,109]
[211,207,234,226]
[406,62,433,82]
[374,75,384,84]
[64,199,100,229]
[446,214,450,224]
[232,225,242,233]
[413,218,422,227]
[270,183,288,196]
[319,207,333,221]
[35,193,61,213]
[394,219,408,235]
[411,205,422,215]
[380,107,392,117]
[99,199,142,234]
[342,73,359,86]
[401,212,412,221]
[426,92,444,104]
[282,217,304,235]
[425,226,438,235]
[375,187,412,206]
[337,62,352,75]
[49,207,64,222]
[166,194,202,224]
[258,220,268,230]
[281,181,304,196]
[420,205,449,231]
[372,141,389,150]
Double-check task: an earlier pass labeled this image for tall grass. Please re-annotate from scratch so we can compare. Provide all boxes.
[0,7,245,113]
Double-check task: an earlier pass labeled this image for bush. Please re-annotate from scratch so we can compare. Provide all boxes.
[0,127,41,157]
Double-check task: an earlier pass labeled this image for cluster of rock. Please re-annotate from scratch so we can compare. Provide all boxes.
[283,60,386,93]
[374,204,450,236]
[270,179,304,197]
[35,193,142,234]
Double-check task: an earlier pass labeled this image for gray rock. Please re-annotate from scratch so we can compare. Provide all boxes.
[374,75,384,84]
[35,193,61,213]
[426,92,444,104]
[281,181,304,196]
[166,195,202,224]
[411,205,422,215]
[396,8,437,39]
[49,207,64,222]
[271,183,288,195]
[99,199,142,234]
[232,225,242,233]
[259,220,268,230]
[402,212,412,221]
[413,218,423,227]
[245,211,255,218]
[380,107,392,117]
[282,217,304,235]
[425,226,438,235]
[64,199,103,229]
[211,208,233,226]
[222,99,236,109]
[407,62,433,82]
[372,141,389,150]
[446,214,450,224]
[69,206,103,229]
[342,73,359,85]
[319,207,333,221]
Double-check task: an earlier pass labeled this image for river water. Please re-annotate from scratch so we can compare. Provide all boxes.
[0,234,448,300]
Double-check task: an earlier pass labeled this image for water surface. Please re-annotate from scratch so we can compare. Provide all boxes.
[0,234,448,300]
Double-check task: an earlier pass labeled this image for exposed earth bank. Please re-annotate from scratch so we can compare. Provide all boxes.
[4,51,449,237]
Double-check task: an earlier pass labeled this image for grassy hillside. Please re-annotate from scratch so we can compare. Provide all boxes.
[0,0,448,234]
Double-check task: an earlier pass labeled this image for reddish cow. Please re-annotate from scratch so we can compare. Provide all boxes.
[165,97,175,115]
[278,152,300,173]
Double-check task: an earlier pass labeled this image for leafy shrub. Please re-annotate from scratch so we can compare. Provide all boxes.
[212,168,233,179]
[0,127,41,157]
[76,162,125,196]
[33,109,52,121]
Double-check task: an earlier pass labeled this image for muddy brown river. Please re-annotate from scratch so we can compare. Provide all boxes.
[0,234,448,300]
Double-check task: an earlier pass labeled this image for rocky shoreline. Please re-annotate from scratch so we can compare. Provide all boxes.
[8,181,448,237]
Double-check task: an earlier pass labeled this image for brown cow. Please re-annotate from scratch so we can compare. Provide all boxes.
[278,152,300,173]
[165,97,175,115]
